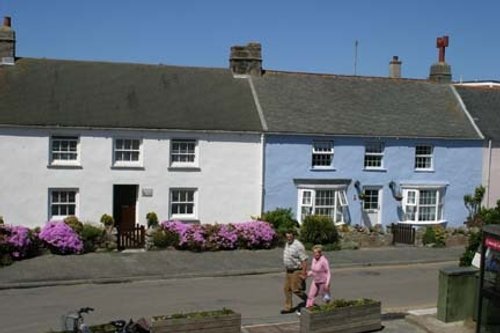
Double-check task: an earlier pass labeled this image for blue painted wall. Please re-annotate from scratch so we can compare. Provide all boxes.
[264,135,483,227]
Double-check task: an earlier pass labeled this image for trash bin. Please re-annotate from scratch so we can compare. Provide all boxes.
[437,266,479,323]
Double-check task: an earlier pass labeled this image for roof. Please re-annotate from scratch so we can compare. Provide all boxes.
[252,71,481,139]
[455,85,500,141]
[0,58,263,132]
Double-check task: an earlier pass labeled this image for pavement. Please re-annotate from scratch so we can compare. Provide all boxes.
[0,245,476,332]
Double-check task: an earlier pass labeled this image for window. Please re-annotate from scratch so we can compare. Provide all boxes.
[364,142,384,169]
[50,136,79,165]
[298,188,348,224]
[312,141,334,168]
[363,189,379,210]
[402,187,445,223]
[49,189,78,219]
[170,189,196,219]
[415,145,433,170]
[170,139,198,167]
[113,138,141,166]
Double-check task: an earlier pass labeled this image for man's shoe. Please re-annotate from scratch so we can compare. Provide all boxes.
[280,309,294,314]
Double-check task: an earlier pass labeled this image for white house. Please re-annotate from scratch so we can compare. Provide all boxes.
[0,18,265,229]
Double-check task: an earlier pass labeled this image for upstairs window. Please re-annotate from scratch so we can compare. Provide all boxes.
[170,139,198,168]
[364,142,384,169]
[113,138,142,167]
[50,136,79,166]
[49,189,78,219]
[415,145,433,170]
[312,141,334,169]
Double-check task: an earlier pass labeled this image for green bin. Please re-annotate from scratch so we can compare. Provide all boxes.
[437,266,478,322]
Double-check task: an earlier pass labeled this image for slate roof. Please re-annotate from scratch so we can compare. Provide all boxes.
[252,71,481,139]
[455,85,500,141]
[0,58,262,132]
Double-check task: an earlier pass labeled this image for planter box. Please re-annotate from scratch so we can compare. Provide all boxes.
[300,302,382,333]
[151,312,241,333]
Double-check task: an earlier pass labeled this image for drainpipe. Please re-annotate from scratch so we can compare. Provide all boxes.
[260,133,266,215]
[486,139,492,207]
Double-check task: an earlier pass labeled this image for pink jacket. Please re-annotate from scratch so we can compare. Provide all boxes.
[308,255,331,285]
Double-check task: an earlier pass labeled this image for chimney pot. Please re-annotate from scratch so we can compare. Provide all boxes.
[3,16,11,27]
[229,42,262,76]
[389,56,402,78]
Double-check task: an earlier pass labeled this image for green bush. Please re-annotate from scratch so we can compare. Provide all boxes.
[460,230,481,266]
[422,225,446,247]
[258,208,299,236]
[80,223,105,253]
[300,215,339,245]
[152,229,179,248]
[146,212,159,229]
[64,216,84,234]
[100,214,114,228]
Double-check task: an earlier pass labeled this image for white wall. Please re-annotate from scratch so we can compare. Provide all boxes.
[0,127,263,228]
[484,143,500,208]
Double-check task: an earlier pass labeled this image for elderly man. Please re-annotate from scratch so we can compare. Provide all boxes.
[281,230,308,314]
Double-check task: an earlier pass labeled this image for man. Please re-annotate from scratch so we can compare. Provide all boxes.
[281,230,308,314]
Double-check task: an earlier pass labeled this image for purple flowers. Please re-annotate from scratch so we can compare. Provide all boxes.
[39,220,83,254]
[160,220,277,251]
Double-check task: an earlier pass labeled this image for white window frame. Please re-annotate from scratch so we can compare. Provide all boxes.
[49,188,79,220]
[113,138,142,167]
[364,142,384,169]
[170,188,197,220]
[170,139,198,168]
[311,140,334,169]
[401,187,445,224]
[50,136,80,166]
[415,144,433,171]
[297,186,348,225]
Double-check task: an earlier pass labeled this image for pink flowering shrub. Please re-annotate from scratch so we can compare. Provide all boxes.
[39,220,84,255]
[160,220,277,251]
[0,224,41,264]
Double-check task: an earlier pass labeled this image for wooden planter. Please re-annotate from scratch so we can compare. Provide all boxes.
[151,312,241,333]
[300,301,382,333]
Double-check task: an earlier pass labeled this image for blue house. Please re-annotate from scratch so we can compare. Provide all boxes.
[246,52,484,228]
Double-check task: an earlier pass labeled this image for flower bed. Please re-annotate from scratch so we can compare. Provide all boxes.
[300,299,381,333]
[151,308,241,333]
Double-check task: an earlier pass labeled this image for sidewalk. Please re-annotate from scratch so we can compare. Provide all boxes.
[0,246,474,333]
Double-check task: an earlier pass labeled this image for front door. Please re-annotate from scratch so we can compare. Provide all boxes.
[362,187,381,227]
[113,185,137,231]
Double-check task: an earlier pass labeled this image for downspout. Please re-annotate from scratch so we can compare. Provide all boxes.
[247,76,268,215]
[486,139,492,207]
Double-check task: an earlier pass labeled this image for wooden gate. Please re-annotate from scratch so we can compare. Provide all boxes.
[391,223,416,245]
[117,224,145,250]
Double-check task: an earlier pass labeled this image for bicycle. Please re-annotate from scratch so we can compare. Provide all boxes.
[61,307,150,333]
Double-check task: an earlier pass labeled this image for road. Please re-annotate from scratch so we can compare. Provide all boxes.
[0,261,450,333]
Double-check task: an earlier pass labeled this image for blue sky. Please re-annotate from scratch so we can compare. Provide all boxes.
[1,0,499,81]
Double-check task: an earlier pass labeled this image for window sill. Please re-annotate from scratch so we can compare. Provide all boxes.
[398,220,447,225]
[170,218,200,224]
[310,167,336,172]
[111,165,145,170]
[168,166,201,172]
[363,168,387,172]
[47,164,83,169]
[414,169,435,173]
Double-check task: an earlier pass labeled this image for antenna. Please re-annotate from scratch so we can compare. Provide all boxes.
[354,40,359,75]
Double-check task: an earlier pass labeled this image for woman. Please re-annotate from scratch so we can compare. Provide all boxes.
[306,244,331,308]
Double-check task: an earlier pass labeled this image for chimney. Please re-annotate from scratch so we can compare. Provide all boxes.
[429,35,452,83]
[0,16,15,65]
[389,56,402,78]
[230,42,262,76]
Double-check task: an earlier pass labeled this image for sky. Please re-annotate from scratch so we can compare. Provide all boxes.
[1,0,499,81]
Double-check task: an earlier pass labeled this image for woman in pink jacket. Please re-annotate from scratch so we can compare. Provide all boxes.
[306,244,331,308]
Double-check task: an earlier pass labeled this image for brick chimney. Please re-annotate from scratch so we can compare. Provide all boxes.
[429,35,452,83]
[389,56,402,78]
[0,16,15,65]
[230,42,262,76]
